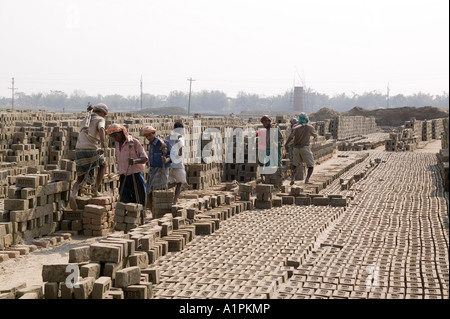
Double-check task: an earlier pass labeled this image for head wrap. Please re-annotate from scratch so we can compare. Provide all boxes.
[260,115,271,123]
[298,112,309,124]
[290,117,298,124]
[93,103,109,115]
[142,125,156,136]
[107,123,128,139]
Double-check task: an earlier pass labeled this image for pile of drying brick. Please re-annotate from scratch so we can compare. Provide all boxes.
[385,130,419,152]
[114,202,144,232]
[2,174,70,245]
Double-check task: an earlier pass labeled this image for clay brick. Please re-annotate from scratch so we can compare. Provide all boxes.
[194,222,213,235]
[63,210,83,220]
[42,263,79,283]
[104,262,122,280]
[129,252,149,269]
[256,184,273,193]
[141,268,160,284]
[281,196,295,205]
[123,285,147,299]
[15,176,39,188]
[89,196,113,206]
[4,199,29,211]
[295,196,311,206]
[107,289,124,299]
[89,243,122,263]
[92,277,112,299]
[50,170,72,182]
[80,263,101,279]
[115,266,141,288]
[73,277,95,299]
[312,196,329,206]
[44,282,60,299]
[0,250,20,258]
[84,204,107,215]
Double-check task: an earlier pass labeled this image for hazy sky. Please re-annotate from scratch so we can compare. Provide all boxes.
[0,0,448,99]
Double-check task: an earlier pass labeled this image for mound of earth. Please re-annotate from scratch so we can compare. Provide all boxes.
[342,106,448,126]
[309,107,341,122]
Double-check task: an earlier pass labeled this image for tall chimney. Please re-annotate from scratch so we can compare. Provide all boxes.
[293,86,304,112]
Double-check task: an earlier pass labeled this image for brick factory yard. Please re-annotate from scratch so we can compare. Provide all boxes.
[0,110,448,300]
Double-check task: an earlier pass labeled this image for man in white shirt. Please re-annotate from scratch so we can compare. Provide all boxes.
[69,103,108,210]
[165,122,187,204]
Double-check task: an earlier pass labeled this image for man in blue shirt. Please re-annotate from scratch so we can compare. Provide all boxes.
[142,125,172,212]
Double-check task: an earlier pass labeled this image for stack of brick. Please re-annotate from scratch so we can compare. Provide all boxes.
[114,202,144,233]
[385,130,418,152]
[329,116,377,140]
[437,118,449,192]
[0,169,8,199]
[82,196,115,237]
[5,174,69,244]
[422,120,432,142]
[0,222,13,258]
[223,131,259,183]
[5,140,40,168]
[60,208,83,233]
[40,238,153,299]
[255,184,273,209]
[225,162,259,183]
[151,190,174,219]
[48,126,71,165]
[238,182,254,201]
[82,196,116,237]
[315,120,332,137]
[432,118,444,140]
[405,118,422,137]
[185,163,222,190]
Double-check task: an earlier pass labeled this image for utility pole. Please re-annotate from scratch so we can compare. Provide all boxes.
[8,77,18,109]
[187,77,196,117]
[387,83,390,109]
[140,75,143,111]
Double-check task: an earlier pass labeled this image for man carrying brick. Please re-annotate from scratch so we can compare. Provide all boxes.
[70,103,108,210]
[285,117,299,162]
[259,115,284,188]
[285,112,318,185]
[107,123,148,206]
[142,126,172,212]
[165,122,188,204]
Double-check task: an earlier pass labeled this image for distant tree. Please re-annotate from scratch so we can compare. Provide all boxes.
[165,91,188,109]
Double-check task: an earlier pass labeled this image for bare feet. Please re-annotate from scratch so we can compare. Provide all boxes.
[69,196,78,210]
[93,189,104,197]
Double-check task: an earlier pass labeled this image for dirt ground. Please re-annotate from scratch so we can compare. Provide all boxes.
[0,139,445,292]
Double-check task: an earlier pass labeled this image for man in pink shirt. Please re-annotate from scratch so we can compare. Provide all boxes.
[107,124,148,206]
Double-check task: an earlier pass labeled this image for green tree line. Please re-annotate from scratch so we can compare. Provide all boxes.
[1,88,448,114]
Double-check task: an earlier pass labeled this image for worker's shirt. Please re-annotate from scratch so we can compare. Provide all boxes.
[115,137,148,175]
[292,124,318,147]
[165,134,185,169]
[148,137,172,168]
[285,123,300,146]
[76,112,105,150]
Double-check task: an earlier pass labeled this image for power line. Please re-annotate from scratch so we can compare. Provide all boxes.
[140,75,143,111]
[8,77,18,109]
[187,77,196,117]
